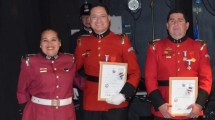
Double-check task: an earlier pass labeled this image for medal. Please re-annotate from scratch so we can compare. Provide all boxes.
[104,55,109,62]
[191,58,196,62]
[186,60,192,70]
[183,51,187,61]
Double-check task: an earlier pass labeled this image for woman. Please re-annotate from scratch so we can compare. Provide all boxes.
[17,29,82,120]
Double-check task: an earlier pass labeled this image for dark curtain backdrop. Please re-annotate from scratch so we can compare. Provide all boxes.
[1,0,215,120]
[1,0,43,119]
[0,0,93,119]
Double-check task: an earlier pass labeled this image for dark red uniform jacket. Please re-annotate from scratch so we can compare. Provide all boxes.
[17,53,81,120]
[75,31,141,111]
[145,37,212,119]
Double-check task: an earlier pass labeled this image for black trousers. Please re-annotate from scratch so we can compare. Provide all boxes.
[83,107,128,120]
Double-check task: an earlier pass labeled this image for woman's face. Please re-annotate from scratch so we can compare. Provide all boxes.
[40,30,61,56]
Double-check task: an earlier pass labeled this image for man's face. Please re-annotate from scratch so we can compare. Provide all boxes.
[166,13,189,40]
[89,6,110,34]
[81,15,90,28]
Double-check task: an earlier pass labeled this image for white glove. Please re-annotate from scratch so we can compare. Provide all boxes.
[106,93,126,105]
[73,88,79,100]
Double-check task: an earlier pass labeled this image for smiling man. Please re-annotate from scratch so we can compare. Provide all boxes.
[145,9,212,120]
[75,3,141,120]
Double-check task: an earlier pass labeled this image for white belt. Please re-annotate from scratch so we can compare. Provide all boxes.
[31,96,72,107]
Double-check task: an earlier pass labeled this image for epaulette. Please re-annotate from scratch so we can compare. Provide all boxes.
[196,39,206,51]
[148,39,160,50]
[81,34,90,36]
[120,34,125,45]
[21,54,35,66]
[64,53,75,63]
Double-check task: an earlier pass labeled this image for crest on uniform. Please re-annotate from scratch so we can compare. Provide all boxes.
[82,49,91,57]
[162,47,174,58]
[40,68,47,73]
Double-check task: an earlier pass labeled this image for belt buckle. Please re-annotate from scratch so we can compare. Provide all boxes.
[51,99,60,107]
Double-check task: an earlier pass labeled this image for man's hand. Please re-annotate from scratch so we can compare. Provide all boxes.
[187,103,202,118]
[158,103,174,118]
[106,93,126,105]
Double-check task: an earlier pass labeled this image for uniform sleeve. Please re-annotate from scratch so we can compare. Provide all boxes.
[17,60,31,104]
[196,44,212,107]
[144,43,165,110]
[119,35,141,100]
[73,62,85,90]
[74,37,85,70]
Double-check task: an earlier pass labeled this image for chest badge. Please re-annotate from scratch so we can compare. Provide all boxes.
[163,47,174,58]
[82,49,91,57]
[64,68,70,72]
[40,68,47,73]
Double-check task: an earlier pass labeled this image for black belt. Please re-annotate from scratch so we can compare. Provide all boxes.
[86,74,99,82]
[158,80,169,86]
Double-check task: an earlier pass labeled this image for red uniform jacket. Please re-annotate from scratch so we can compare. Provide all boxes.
[145,37,212,119]
[17,53,81,120]
[75,31,141,111]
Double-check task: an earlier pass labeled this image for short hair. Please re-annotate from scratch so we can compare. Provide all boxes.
[90,3,110,15]
[167,9,188,22]
[41,28,61,41]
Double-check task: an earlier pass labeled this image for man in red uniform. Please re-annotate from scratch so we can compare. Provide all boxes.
[75,3,141,120]
[145,9,212,120]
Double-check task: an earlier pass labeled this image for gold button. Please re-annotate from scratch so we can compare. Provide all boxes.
[56,76,59,79]
[56,85,59,88]
[177,68,180,71]
[98,40,101,43]
[54,68,57,70]
[56,96,59,98]
[98,54,100,57]
[177,44,180,47]
[98,47,101,50]
[178,60,180,63]
[56,107,58,109]
[52,61,54,63]
[177,52,180,55]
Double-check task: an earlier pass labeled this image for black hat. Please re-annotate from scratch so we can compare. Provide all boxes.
[80,2,92,16]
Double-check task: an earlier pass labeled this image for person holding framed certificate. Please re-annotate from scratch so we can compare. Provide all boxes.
[145,9,212,120]
[75,3,141,120]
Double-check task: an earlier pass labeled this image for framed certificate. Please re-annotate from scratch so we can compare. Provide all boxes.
[98,62,127,101]
[169,77,198,116]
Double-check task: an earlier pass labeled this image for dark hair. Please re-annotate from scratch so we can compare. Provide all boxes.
[90,3,110,15]
[41,28,61,41]
[167,9,188,22]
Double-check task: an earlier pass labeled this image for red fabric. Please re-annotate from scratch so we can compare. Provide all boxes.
[145,37,212,119]
[75,32,141,111]
[17,53,78,120]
